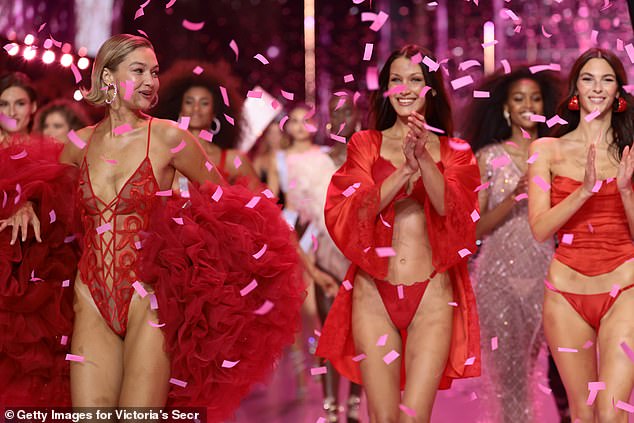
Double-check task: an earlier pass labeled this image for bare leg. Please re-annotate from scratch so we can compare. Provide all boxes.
[71,279,124,409]
[400,275,453,423]
[316,282,342,421]
[596,288,634,423]
[352,276,401,423]
[118,287,170,407]
[543,289,597,422]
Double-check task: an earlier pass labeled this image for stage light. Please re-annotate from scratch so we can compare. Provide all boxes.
[42,50,55,64]
[5,43,19,56]
[24,34,35,45]
[73,90,83,101]
[266,46,280,59]
[60,53,73,67]
[23,46,36,61]
[78,46,88,56]
[77,57,90,69]
[43,39,53,49]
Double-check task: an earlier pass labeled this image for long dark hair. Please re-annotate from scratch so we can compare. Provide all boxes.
[155,60,243,150]
[551,48,634,161]
[462,66,562,153]
[370,45,453,137]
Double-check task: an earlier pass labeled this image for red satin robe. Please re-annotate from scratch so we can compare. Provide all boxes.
[315,129,481,389]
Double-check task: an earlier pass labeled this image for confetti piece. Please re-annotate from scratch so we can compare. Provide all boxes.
[448,301,458,307]
[66,354,84,362]
[352,353,367,362]
[470,210,480,222]
[252,243,267,259]
[451,75,474,90]
[503,8,520,21]
[96,223,112,235]
[465,356,476,365]
[222,360,240,368]
[423,123,445,134]
[114,124,133,135]
[155,190,173,197]
[224,114,235,125]
[520,127,531,139]
[449,139,471,151]
[458,60,481,71]
[529,64,558,74]
[279,115,289,131]
[469,392,478,401]
[218,86,230,107]
[399,404,416,417]
[557,347,578,353]
[70,63,82,84]
[500,59,511,74]
[137,29,149,38]
[246,90,263,99]
[366,67,379,90]
[375,247,396,257]
[382,84,406,97]
[316,418,327,423]
[169,378,188,388]
[254,53,269,64]
[376,334,388,346]
[590,30,598,45]
[473,90,490,98]
[491,337,498,351]
[584,109,601,122]
[192,65,203,75]
[68,130,86,149]
[458,248,472,258]
[538,384,552,395]
[526,152,539,164]
[515,193,528,201]
[172,217,184,225]
[616,401,634,413]
[397,285,404,299]
[64,235,76,243]
[229,39,239,61]
[344,74,355,83]
[561,233,574,245]
[134,6,145,20]
[254,300,274,315]
[491,155,511,169]
[149,293,158,310]
[546,115,568,128]
[233,155,242,169]
[475,182,490,192]
[383,350,400,364]
[541,25,552,38]
[170,140,186,153]
[330,134,346,143]
[532,175,551,192]
[148,320,166,328]
[134,241,142,249]
[132,281,148,298]
[422,56,440,72]
[0,114,17,131]
[369,11,389,31]
[212,186,223,202]
[178,116,190,130]
[341,280,353,291]
[199,130,213,142]
[245,196,260,208]
[582,340,594,349]
[363,43,374,61]
[379,213,392,228]
[60,335,68,345]
[620,342,634,363]
[62,279,70,287]
[9,150,27,160]
[617,39,624,51]
[182,19,205,31]
[271,99,281,109]
[166,0,176,8]
[239,279,259,297]
[481,40,498,48]
[342,182,361,197]
[529,114,546,122]
[410,52,422,64]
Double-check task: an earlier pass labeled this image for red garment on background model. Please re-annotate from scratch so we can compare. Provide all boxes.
[315,130,481,389]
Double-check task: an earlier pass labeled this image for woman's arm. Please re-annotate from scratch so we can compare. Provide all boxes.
[165,124,225,185]
[528,138,594,242]
[617,145,634,239]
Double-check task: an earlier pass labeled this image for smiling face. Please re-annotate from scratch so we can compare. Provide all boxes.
[0,86,36,133]
[575,57,619,116]
[103,47,159,110]
[504,78,544,130]
[180,86,214,130]
[387,56,426,118]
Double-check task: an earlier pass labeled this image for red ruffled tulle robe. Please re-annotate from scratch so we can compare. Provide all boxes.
[0,135,304,421]
[315,130,481,389]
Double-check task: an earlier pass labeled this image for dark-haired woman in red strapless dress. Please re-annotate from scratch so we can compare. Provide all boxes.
[529,48,634,422]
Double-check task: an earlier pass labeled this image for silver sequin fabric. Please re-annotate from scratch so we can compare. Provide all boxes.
[470,143,555,423]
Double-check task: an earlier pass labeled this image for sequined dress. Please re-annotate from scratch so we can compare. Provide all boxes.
[471,143,554,422]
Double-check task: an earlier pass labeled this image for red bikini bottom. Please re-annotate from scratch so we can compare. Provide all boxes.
[374,270,438,331]
[547,283,634,330]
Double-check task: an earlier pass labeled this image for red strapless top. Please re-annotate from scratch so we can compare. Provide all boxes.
[550,175,634,276]
[77,119,159,336]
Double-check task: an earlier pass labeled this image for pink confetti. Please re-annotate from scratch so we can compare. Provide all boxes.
[178,116,190,130]
[448,301,458,307]
[330,134,346,143]
[121,80,134,101]
[199,130,213,142]
[561,233,574,245]
[582,340,594,349]
[366,67,379,90]
[279,115,289,131]
[192,65,203,75]
[254,300,274,315]
[310,366,327,376]
[155,190,173,197]
[617,39,624,51]
[376,334,388,346]
[383,350,400,365]
[538,384,552,395]
[422,56,440,72]
[68,130,86,149]
[165,0,176,8]
[137,29,149,38]
[246,90,262,99]
[261,189,274,199]
[616,401,634,413]
[470,210,480,222]
[557,347,578,353]
[532,175,551,192]
[148,320,166,328]
[9,150,27,160]
[458,248,472,258]
[503,8,521,21]
[379,213,392,228]
[342,280,353,291]
[182,19,205,31]
[134,7,145,20]
[375,247,396,257]
[0,114,17,131]
[149,293,158,310]
[449,139,471,151]
[132,281,148,298]
[254,54,269,64]
[114,124,133,135]
[590,30,599,45]
[620,342,634,363]
[172,217,184,225]
[464,356,476,366]
[529,114,546,123]
[515,193,528,201]
[60,335,68,345]
[546,114,568,128]
[501,59,511,74]
[222,359,240,368]
[419,86,432,98]
[240,279,258,297]
[473,90,490,98]
[458,60,481,71]
[134,241,142,249]
[219,86,229,106]
[399,404,416,417]
[491,155,511,169]
[410,52,422,64]
[423,123,445,134]
[369,11,389,31]
[252,243,267,259]
[229,40,239,61]
[212,186,223,202]
[169,378,188,388]
[481,40,498,48]
[170,140,186,154]
[584,109,601,122]
[475,181,490,192]
[491,336,498,351]
[527,152,539,164]
[233,155,242,169]
[450,75,474,90]
[469,392,478,401]
[591,180,603,192]
[65,354,84,362]
[363,43,374,61]
[352,353,367,362]
[397,285,404,299]
[62,279,70,287]
[245,196,260,209]
[541,25,552,38]
[382,84,406,97]
[342,182,361,197]
[96,223,112,235]
[70,63,82,84]
[224,114,235,125]
[344,74,355,83]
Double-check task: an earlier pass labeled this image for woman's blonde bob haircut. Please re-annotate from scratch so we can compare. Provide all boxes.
[83,34,154,106]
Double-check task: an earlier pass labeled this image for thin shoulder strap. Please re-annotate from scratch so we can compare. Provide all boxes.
[146,117,153,156]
